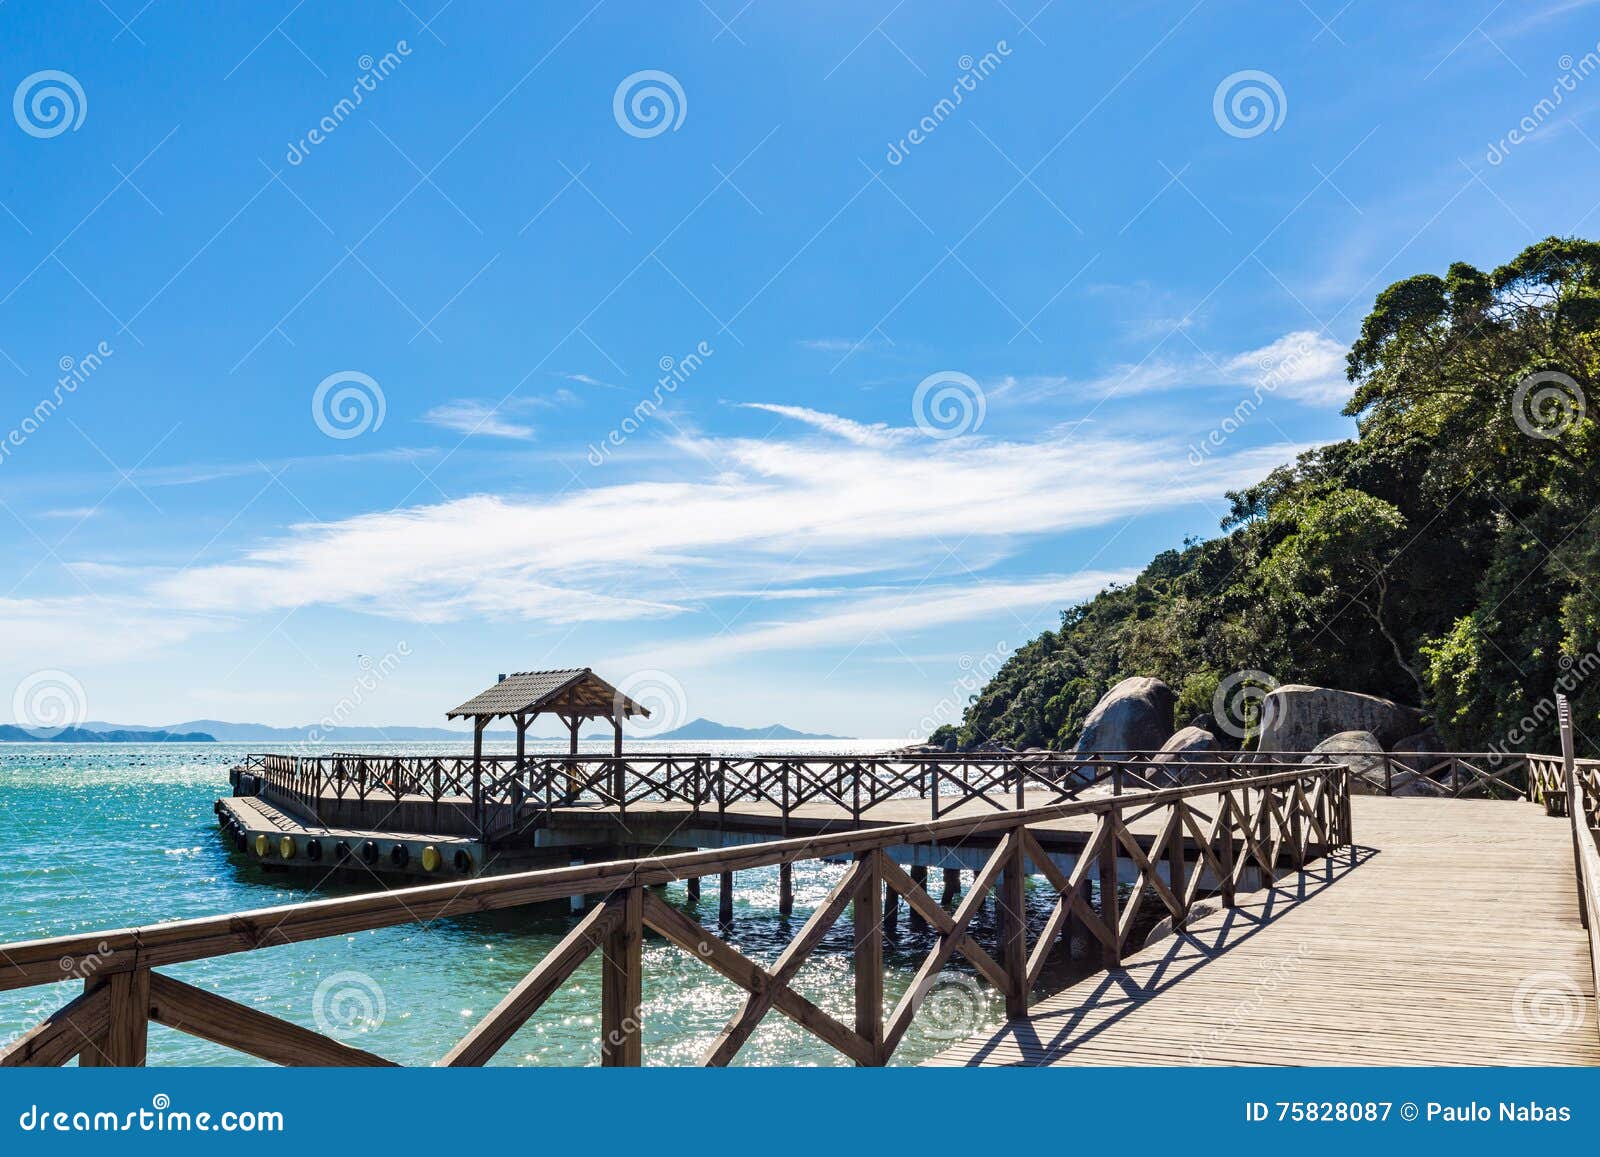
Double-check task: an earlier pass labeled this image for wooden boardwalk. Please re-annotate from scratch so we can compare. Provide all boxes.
[934,795,1600,1066]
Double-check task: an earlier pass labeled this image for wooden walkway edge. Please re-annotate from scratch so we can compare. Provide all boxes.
[933,796,1600,1066]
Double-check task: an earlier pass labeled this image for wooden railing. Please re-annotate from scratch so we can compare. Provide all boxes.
[237,747,1529,839]
[1555,695,1600,1050]
[0,764,1350,1068]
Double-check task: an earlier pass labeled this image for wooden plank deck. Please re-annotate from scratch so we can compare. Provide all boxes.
[932,796,1600,1066]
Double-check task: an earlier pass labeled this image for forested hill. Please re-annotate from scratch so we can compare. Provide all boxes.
[940,238,1600,754]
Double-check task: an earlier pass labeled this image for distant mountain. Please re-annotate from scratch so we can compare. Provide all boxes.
[0,725,215,743]
[58,717,846,745]
[649,718,846,741]
[77,720,516,743]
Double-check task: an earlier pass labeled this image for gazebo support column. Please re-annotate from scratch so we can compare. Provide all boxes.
[565,715,580,801]
[472,717,486,840]
[611,716,624,801]
[508,713,527,824]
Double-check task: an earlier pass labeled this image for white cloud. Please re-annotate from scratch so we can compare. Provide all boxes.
[739,403,905,447]
[422,400,536,439]
[618,572,1135,668]
[1221,331,1349,405]
[146,413,1304,630]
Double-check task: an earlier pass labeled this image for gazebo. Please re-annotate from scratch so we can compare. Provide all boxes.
[447,667,651,760]
[447,669,651,834]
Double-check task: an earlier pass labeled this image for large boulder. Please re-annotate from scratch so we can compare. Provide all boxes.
[1257,684,1422,753]
[1149,725,1220,785]
[1306,729,1449,796]
[1075,677,1176,754]
[1306,730,1388,794]
[1390,727,1444,775]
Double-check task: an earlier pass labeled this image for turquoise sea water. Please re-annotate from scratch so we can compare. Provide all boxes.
[0,741,1087,1067]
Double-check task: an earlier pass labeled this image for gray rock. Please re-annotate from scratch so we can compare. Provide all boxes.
[1143,901,1220,950]
[1305,729,1450,796]
[1390,727,1444,775]
[1075,676,1177,754]
[1306,730,1389,794]
[1258,684,1423,753]
[1149,725,1221,785]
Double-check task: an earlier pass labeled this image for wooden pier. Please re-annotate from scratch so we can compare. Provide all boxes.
[932,795,1600,1066]
[3,699,1599,1068]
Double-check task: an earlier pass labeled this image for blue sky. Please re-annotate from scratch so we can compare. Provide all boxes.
[0,1,1595,739]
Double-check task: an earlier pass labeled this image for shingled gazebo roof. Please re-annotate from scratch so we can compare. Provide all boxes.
[445,668,650,722]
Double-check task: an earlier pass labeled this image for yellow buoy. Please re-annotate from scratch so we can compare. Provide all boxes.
[278,835,296,859]
[421,845,441,872]
[254,833,269,856]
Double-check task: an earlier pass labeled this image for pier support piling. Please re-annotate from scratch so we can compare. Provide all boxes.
[909,865,928,927]
[719,870,734,927]
[942,867,962,904]
[778,862,793,916]
[686,877,700,905]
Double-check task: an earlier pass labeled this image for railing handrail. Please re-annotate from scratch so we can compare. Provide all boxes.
[0,763,1339,995]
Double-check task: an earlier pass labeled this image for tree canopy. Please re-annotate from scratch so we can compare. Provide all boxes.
[945,237,1599,755]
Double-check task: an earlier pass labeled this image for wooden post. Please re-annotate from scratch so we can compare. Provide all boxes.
[472,718,486,840]
[81,969,150,1067]
[601,887,643,1066]
[685,877,701,905]
[565,715,580,801]
[942,867,961,904]
[882,876,900,926]
[612,716,622,757]
[854,852,884,1064]
[1218,790,1237,908]
[778,862,794,917]
[719,870,734,927]
[908,865,928,928]
[1098,807,1120,967]
[1000,832,1028,1017]
[1560,695,1587,928]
